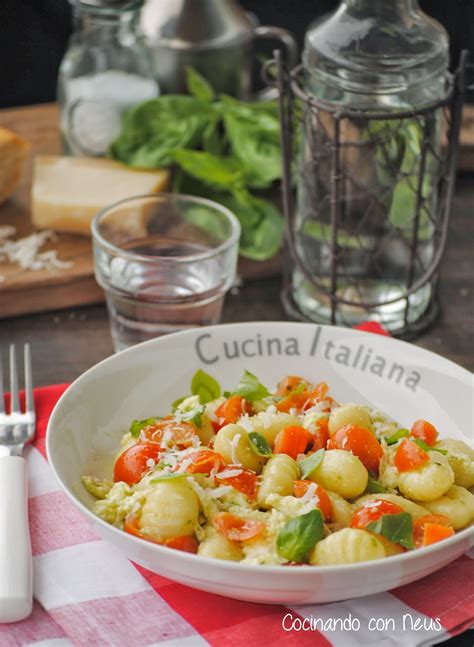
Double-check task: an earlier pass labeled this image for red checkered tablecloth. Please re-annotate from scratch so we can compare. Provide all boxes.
[2,322,474,646]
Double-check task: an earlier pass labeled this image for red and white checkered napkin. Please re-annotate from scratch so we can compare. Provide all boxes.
[3,356,473,646]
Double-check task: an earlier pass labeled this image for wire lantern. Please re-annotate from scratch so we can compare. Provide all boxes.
[267,50,470,338]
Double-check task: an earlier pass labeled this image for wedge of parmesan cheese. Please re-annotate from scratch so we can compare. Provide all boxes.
[31,156,169,235]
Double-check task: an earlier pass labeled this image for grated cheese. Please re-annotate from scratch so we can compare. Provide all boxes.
[162,453,178,469]
[300,482,317,503]
[217,468,243,479]
[238,414,253,433]
[175,458,193,474]
[207,486,233,499]
[160,430,173,448]
[0,226,73,281]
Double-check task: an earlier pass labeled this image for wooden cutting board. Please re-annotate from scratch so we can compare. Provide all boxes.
[0,103,281,318]
[0,102,473,319]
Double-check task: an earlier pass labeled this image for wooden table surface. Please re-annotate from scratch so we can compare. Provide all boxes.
[0,173,472,385]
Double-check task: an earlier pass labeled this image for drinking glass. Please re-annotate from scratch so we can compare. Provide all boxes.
[92,194,240,351]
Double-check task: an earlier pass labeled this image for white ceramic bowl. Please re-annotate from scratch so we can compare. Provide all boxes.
[46,322,474,604]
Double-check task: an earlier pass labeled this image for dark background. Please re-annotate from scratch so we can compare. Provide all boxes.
[0,0,473,109]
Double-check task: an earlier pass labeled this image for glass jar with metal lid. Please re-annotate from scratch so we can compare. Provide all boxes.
[57,0,159,156]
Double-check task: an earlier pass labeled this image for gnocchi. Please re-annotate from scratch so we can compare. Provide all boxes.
[328,404,373,436]
[422,485,474,530]
[397,456,454,502]
[309,449,368,499]
[310,528,385,565]
[214,423,266,473]
[435,439,474,489]
[198,532,243,561]
[83,369,472,567]
[139,480,200,541]
[258,454,299,505]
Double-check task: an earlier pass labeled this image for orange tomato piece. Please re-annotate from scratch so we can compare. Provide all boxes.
[302,382,330,410]
[422,523,455,547]
[216,468,258,499]
[273,425,312,459]
[212,512,265,541]
[351,499,404,529]
[410,420,438,446]
[124,514,199,552]
[124,513,160,543]
[276,390,310,413]
[141,419,199,449]
[303,383,333,412]
[309,418,330,451]
[293,480,333,521]
[114,442,163,485]
[276,376,310,396]
[413,514,452,547]
[163,535,199,553]
[178,449,225,474]
[394,438,429,472]
[328,424,383,472]
[215,396,252,427]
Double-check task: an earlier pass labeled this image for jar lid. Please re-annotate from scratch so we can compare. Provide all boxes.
[140,0,254,51]
[71,0,142,10]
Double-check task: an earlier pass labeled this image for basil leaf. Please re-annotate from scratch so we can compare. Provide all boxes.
[366,476,387,494]
[299,449,325,480]
[109,96,210,168]
[289,381,307,396]
[367,512,415,550]
[150,473,189,484]
[185,66,215,102]
[171,149,245,191]
[231,370,270,402]
[386,428,409,445]
[248,432,272,457]
[413,438,447,455]
[276,509,324,563]
[191,369,221,404]
[129,418,157,438]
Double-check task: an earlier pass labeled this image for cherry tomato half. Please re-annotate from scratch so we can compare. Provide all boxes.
[328,424,383,472]
[394,438,429,472]
[351,499,404,529]
[214,396,252,428]
[212,512,265,541]
[410,420,438,446]
[141,419,199,449]
[114,442,162,485]
[293,480,333,521]
[216,468,258,499]
[177,449,225,474]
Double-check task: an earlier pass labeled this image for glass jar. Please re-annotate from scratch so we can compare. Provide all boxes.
[57,0,159,156]
[290,0,449,333]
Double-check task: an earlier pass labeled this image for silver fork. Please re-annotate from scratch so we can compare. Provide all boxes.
[0,344,34,623]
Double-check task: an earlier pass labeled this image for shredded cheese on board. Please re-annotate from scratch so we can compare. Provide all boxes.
[0,226,73,280]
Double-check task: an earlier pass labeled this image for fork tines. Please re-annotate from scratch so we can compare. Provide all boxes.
[0,344,34,417]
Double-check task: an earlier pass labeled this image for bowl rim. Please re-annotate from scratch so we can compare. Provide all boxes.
[46,321,474,575]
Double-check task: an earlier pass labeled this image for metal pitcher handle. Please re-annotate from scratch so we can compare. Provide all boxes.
[254,26,298,98]
[254,25,298,68]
